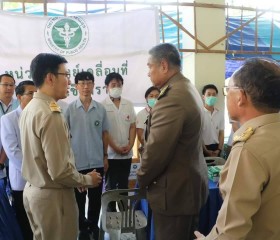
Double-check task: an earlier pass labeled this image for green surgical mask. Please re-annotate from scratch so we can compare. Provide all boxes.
[205,96,217,106]
[147,98,157,108]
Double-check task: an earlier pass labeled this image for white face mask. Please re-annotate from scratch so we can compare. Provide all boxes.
[109,87,122,98]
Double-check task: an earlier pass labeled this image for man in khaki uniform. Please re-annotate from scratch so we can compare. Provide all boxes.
[19,53,102,240]
[137,43,208,240]
[195,58,280,240]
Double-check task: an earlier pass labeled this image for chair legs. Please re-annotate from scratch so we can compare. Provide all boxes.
[135,228,147,240]
[99,222,105,240]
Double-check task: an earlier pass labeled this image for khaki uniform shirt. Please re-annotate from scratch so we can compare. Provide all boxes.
[206,113,280,240]
[19,92,92,188]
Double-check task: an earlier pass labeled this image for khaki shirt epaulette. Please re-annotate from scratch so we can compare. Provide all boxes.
[233,126,254,144]
[49,101,61,113]
[157,85,170,100]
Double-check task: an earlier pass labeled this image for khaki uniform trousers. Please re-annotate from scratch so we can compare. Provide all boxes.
[23,184,79,240]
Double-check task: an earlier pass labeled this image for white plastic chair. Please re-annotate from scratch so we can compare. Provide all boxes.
[99,188,147,240]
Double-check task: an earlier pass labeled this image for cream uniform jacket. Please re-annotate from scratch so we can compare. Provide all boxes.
[19,92,93,188]
[206,113,280,240]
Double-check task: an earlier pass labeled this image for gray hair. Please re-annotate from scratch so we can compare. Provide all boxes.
[233,57,280,112]
[149,43,181,69]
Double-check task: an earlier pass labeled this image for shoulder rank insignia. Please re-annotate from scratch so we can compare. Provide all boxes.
[157,85,170,100]
[233,126,254,144]
[49,101,61,113]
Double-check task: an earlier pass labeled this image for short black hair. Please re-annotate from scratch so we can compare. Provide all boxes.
[0,73,15,83]
[104,72,124,86]
[233,57,280,111]
[202,84,218,95]
[30,53,68,88]
[75,71,94,84]
[15,80,35,96]
[145,86,160,99]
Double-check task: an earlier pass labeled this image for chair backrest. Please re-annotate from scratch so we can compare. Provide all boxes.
[101,188,147,233]
[205,157,226,166]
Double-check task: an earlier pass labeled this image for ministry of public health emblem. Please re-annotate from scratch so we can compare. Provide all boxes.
[45,16,89,56]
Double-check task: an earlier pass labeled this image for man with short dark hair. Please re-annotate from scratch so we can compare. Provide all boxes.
[201,84,224,157]
[64,71,109,240]
[102,72,136,206]
[1,80,36,240]
[137,43,208,240]
[0,74,18,116]
[195,58,280,240]
[19,53,102,240]
[0,74,19,176]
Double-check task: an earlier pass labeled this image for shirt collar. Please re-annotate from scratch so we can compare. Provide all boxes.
[33,92,56,103]
[77,98,96,110]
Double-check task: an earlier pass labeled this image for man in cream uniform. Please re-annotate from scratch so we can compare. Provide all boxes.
[195,58,280,240]
[1,80,36,240]
[19,53,102,240]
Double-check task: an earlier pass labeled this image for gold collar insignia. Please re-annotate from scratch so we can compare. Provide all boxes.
[233,126,254,144]
[158,85,170,100]
[49,101,61,113]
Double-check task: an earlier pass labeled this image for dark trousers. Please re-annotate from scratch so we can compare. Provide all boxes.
[204,144,219,157]
[105,158,132,211]
[75,167,104,240]
[153,212,198,240]
[13,190,33,240]
[105,158,131,191]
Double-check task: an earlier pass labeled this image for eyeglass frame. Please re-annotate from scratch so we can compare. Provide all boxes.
[0,83,16,88]
[55,72,71,79]
[22,91,36,97]
[223,86,242,96]
[77,81,94,87]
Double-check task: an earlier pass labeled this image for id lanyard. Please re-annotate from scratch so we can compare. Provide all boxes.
[0,102,11,115]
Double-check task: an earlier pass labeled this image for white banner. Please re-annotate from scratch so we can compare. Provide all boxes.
[0,9,159,105]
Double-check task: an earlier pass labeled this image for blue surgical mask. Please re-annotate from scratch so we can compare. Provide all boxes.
[205,96,217,106]
[147,98,157,108]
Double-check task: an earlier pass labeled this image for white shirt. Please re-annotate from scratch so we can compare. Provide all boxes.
[102,96,136,159]
[202,107,224,145]
[0,98,19,179]
[0,106,25,190]
[136,107,150,130]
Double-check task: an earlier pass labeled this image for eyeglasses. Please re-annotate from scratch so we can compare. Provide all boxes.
[223,86,242,96]
[56,72,71,79]
[0,83,15,88]
[77,81,94,87]
[23,91,36,97]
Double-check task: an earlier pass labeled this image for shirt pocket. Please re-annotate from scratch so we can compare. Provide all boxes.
[121,112,132,123]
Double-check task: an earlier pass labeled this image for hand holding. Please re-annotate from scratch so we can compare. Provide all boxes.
[194,230,205,239]
[77,186,87,193]
[121,145,131,155]
[87,169,102,187]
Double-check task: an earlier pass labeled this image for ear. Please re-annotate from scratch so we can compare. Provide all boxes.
[45,72,55,86]
[160,59,169,74]
[16,94,21,102]
[237,90,247,107]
